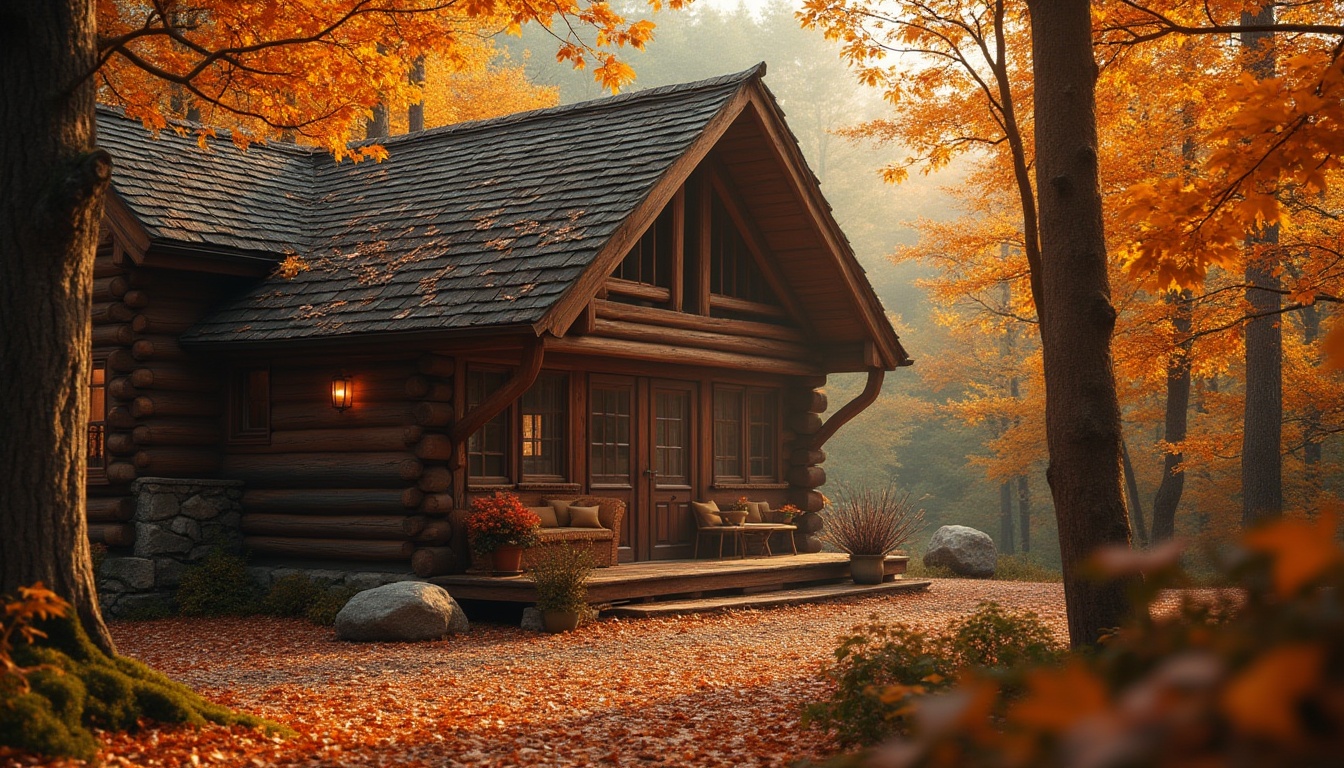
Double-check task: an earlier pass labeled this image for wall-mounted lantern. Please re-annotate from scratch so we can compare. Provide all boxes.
[330,373,353,412]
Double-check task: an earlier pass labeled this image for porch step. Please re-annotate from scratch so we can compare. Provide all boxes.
[602,578,932,618]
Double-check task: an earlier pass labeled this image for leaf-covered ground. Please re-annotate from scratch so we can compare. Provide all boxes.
[4,579,1070,767]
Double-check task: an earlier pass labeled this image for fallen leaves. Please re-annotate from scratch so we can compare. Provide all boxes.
[5,581,1081,767]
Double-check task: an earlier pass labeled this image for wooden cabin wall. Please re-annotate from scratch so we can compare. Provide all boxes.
[226,355,457,577]
[89,243,233,550]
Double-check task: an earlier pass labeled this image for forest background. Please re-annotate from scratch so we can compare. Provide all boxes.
[493,0,1343,570]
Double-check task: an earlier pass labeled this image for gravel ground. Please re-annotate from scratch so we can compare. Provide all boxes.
[9,579,1071,768]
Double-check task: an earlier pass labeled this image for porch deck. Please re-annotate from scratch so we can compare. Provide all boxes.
[429,552,916,605]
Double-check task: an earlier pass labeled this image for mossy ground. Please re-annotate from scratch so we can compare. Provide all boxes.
[0,615,284,760]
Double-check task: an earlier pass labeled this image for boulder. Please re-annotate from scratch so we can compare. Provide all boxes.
[923,525,997,578]
[520,607,545,632]
[335,582,469,642]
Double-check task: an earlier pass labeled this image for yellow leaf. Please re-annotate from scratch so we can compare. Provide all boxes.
[1010,662,1109,732]
[1222,644,1325,743]
[1243,511,1342,597]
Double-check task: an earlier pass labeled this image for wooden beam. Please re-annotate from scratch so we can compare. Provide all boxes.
[708,294,789,320]
[449,336,545,449]
[811,368,885,450]
[594,299,806,344]
[606,278,671,304]
[589,318,811,361]
[670,187,685,312]
[695,172,712,314]
[548,335,822,377]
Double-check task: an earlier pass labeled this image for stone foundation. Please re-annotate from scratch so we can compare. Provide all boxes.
[97,477,243,618]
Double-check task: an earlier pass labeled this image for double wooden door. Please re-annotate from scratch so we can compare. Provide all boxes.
[588,375,698,562]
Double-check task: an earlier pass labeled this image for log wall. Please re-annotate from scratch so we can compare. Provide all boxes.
[785,378,829,553]
[225,358,455,574]
[88,240,239,548]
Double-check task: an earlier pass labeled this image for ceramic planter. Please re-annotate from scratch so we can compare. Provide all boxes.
[491,544,524,575]
[542,609,582,633]
[849,554,886,585]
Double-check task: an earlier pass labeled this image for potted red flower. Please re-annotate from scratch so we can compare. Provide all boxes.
[466,492,541,575]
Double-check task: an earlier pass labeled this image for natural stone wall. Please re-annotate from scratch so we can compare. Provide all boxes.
[97,477,243,618]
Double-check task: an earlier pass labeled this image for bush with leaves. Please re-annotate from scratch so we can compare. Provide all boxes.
[845,512,1344,767]
[261,574,356,626]
[532,543,596,614]
[175,549,259,617]
[805,602,1061,748]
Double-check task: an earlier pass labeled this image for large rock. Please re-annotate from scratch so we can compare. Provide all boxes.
[335,582,469,642]
[923,525,997,578]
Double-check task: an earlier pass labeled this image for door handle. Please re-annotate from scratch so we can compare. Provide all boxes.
[643,468,657,477]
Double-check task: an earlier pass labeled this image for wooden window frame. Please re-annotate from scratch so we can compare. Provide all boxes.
[87,357,108,483]
[711,384,780,485]
[520,372,568,484]
[227,367,271,444]
[466,366,512,485]
[588,378,634,489]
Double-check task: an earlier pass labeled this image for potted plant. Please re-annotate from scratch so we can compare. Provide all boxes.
[772,504,800,524]
[466,491,541,575]
[820,486,924,584]
[531,543,596,632]
[722,496,751,526]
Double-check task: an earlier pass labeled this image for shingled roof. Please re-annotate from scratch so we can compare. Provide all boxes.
[95,66,766,345]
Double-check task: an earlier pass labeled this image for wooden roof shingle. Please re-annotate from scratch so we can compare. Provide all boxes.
[95,67,763,345]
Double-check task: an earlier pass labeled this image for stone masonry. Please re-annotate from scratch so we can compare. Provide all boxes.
[96,477,244,618]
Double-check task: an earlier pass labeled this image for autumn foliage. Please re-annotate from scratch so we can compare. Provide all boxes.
[847,512,1344,767]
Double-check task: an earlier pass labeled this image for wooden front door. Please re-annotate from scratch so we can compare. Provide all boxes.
[588,375,698,562]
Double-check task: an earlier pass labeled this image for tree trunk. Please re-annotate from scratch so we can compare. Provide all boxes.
[1017,475,1031,553]
[999,480,1016,555]
[1300,303,1322,484]
[1026,0,1133,647]
[1151,290,1192,540]
[366,102,390,139]
[1240,6,1283,525]
[1121,439,1148,546]
[0,0,117,653]
[408,56,426,133]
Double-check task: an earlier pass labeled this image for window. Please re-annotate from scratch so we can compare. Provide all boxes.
[88,362,106,470]
[709,194,772,304]
[467,369,510,482]
[229,368,270,442]
[520,373,566,481]
[615,205,675,289]
[590,385,632,486]
[712,385,778,483]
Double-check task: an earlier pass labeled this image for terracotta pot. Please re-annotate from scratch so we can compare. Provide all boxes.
[850,554,886,585]
[542,609,582,633]
[491,544,524,575]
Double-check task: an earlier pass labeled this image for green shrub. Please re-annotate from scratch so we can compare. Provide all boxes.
[175,550,258,617]
[804,602,1062,748]
[261,574,325,618]
[532,543,595,613]
[304,585,357,626]
[993,554,1063,583]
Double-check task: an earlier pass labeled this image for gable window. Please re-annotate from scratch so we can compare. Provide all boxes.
[229,368,270,442]
[709,194,772,305]
[520,373,567,481]
[467,368,510,483]
[88,361,107,473]
[615,205,675,290]
[712,385,778,484]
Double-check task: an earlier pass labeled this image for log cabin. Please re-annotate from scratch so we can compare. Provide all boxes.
[87,64,911,578]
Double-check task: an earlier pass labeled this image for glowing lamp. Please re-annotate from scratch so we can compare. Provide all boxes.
[330,373,353,412]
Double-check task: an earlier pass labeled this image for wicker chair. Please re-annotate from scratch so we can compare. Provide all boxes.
[459,494,626,572]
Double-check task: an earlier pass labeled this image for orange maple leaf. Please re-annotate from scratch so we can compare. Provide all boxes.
[1222,644,1325,743]
[1242,511,1342,598]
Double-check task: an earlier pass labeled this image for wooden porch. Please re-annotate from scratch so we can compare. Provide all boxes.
[429,552,922,606]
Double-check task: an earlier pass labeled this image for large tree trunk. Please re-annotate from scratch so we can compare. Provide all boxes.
[1151,290,1192,540]
[1026,0,1133,647]
[0,0,116,653]
[1121,439,1148,546]
[408,56,427,133]
[999,480,1016,555]
[1017,474,1031,553]
[1240,7,1283,525]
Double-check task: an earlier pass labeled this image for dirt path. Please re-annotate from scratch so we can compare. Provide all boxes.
[18,579,1070,767]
